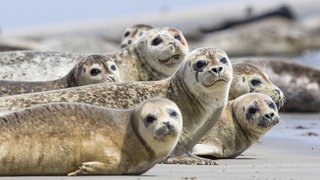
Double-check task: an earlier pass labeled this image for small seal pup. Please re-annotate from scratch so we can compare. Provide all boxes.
[0,54,121,97]
[0,97,183,175]
[230,62,285,108]
[0,27,188,82]
[120,24,153,48]
[0,47,233,164]
[192,93,280,159]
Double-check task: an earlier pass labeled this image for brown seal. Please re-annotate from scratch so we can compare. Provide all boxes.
[120,24,153,48]
[0,54,120,97]
[0,97,182,175]
[193,93,280,158]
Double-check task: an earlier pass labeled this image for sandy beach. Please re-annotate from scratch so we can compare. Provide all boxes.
[0,0,320,179]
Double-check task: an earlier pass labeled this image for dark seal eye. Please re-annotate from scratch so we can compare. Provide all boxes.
[145,115,157,123]
[169,110,177,118]
[220,57,228,64]
[269,102,276,110]
[110,65,117,71]
[90,68,101,76]
[251,79,262,86]
[124,31,130,37]
[152,37,163,46]
[248,107,258,115]
[194,60,208,71]
[174,33,181,41]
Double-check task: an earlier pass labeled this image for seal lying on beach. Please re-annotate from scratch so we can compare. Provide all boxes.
[234,57,320,112]
[0,97,182,175]
[120,24,153,48]
[230,63,285,108]
[0,27,188,81]
[192,93,280,159]
[0,47,233,164]
[0,54,120,97]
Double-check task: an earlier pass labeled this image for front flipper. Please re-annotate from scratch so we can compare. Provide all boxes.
[68,161,110,176]
[163,151,218,165]
[192,144,222,157]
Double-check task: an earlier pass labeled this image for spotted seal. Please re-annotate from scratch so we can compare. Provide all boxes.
[0,97,182,175]
[192,93,280,158]
[120,24,153,48]
[0,54,120,97]
[0,47,233,164]
[0,27,188,82]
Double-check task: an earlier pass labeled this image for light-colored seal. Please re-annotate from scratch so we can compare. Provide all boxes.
[0,54,121,97]
[0,97,182,175]
[0,27,189,82]
[233,57,320,112]
[230,62,285,108]
[192,93,280,158]
[0,47,233,164]
[111,27,189,81]
[120,24,153,48]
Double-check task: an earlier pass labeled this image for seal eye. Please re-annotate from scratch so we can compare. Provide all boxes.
[152,37,163,46]
[110,65,117,71]
[90,68,101,76]
[124,31,130,37]
[220,57,228,64]
[194,60,208,71]
[251,79,262,86]
[248,107,258,114]
[169,110,178,118]
[174,33,182,41]
[145,115,157,123]
[269,102,276,110]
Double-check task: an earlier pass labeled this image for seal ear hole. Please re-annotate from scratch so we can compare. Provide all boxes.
[194,60,208,71]
[124,31,130,37]
[152,37,163,46]
[220,57,228,64]
[250,79,262,86]
[90,68,102,76]
[145,114,157,124]
[110,65,117,71]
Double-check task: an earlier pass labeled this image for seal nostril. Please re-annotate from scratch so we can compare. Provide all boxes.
[128,40,132,45]
[211,66,223,73]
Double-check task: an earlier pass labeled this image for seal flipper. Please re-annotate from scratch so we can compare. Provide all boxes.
[163,151,218,165]
[192,144,222,157]
[68,161,115,176]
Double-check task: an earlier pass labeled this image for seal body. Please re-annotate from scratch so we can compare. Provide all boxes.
[120,24,153,48]
[0,54,120,97]
[0,47,233,164]
[234,57,320,112]
[192,93,280,158]
[230,62,285,108]
[0,97,182,175]
[0,27,188,82]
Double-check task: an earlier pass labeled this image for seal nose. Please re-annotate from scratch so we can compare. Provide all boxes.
[163,121,173,130]
[264,112,274,119]
[109,76,116,82]
[275,88,281,95]
[211,66,223,73]
[128,40,132,45]
[169,42,176,47]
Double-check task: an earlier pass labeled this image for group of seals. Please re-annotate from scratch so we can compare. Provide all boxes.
[0,47,233,165]
[192,93,280,158]
[0,54,120,97]
[0,97,182,175]
[0,27,189,82]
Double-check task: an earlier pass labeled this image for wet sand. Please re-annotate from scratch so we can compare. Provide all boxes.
[0,113,318,179]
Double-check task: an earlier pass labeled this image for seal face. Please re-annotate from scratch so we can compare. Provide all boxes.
[0,54,121,97]
[0,97,182,175]
[135,27,189,79]
[230,62,285,108]
[192,93,280,159]
[0,47,232,165]
[120,24,153,48]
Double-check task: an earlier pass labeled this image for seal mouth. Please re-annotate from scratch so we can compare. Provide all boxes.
[202,79,228,87]
[158,54,180,64]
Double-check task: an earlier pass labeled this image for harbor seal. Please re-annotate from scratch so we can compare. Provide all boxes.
[192,93,280,158]
[230,62,285,108]
[0,27,188,81]
[0,97,183,175]
[120,24,153,48]
[0,47,233,164]
[0,54,121,97]
[233,57,320,112]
